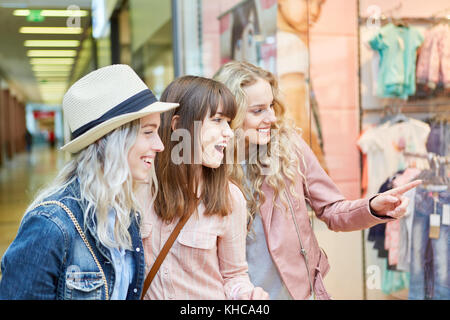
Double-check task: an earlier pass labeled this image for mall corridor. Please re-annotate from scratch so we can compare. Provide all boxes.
[0,145,65,279]
[0,0,448,301]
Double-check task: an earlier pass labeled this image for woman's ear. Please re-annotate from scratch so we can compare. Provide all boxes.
[171,115,180,131]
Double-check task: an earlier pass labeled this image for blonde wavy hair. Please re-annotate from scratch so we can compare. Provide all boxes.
[214,61,308,229]
[27,119,156,250]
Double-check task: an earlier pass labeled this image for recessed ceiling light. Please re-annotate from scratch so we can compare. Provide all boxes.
[14,9,89,17]
[37,80,68,85]
[20,27,83,34]
[25,40,80,47]
[30,58,75,65]
[27,50,77,57]
[12,9,30,16]
[34,73,71,78]
[32,65,72,72]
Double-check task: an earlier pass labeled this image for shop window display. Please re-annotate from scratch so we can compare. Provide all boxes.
[171,0,448,300]
[359,0,450,300]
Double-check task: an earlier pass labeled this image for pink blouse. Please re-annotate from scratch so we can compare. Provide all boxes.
[416,24,450,87]
[141,183,255,300]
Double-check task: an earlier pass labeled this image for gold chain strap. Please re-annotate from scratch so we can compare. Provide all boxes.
[32,200,110,300]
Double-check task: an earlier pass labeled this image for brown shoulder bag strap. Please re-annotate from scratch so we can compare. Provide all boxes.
[140,213,191,299]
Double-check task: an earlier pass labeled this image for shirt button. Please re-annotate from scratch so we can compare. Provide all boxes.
[133,288,138,293]
[136,247,141,252]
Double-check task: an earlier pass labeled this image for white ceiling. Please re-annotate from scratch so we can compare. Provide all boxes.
[0,0,92,104]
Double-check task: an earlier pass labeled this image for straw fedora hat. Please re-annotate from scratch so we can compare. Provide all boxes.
[61,64,178,153]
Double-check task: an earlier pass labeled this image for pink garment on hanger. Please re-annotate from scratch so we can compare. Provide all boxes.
[416,24,450,88]
[385,219,400,266]
[384,168,422,266]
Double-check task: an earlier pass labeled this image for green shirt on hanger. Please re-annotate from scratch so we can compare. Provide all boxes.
[369,23,424,99]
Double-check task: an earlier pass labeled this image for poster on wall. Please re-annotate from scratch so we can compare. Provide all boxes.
[219,0,277,73]
[276,0,327,170]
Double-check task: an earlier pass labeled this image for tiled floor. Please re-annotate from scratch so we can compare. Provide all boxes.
[0,145,67,279]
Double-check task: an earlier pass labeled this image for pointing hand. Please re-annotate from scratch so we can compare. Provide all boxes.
[369,180,422,218]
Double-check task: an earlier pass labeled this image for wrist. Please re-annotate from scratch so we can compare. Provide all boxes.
[369,195,383,218]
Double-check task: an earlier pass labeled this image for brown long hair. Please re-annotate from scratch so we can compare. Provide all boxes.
[154,75,238,223]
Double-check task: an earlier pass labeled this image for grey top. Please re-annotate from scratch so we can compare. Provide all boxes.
[242,163,293,300]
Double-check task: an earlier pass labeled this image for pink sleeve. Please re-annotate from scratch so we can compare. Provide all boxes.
[428,31,441,85]
[438,25,450,86]
[218,184,254,299]
[298,137,394,232]
[416,29,433,83]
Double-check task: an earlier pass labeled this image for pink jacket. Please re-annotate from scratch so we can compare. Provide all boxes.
[258,137,392,299]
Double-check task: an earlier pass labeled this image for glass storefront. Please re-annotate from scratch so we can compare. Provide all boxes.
[0,0,448,300]
[168,0,449,300]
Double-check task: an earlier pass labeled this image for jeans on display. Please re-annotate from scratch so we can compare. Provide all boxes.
[408,186,450,300]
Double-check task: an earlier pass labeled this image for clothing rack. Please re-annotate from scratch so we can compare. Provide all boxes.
[363,104,450,115]
[431,6,450,18]
[358,16,450,26]
[403,152,450,165]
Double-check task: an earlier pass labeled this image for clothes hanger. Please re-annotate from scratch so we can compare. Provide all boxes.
[417,154,450,190]
[378,105,393,125]
[389,104,409,125]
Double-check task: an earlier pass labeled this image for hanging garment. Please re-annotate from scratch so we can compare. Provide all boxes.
[385,219,401,267]
[358,118,430,198]
[369,23,424,99]
[397,187,417,272]
[416,24,450,90]
[426,120,450,157]
[409,185,450,300]
[381,259,410,295]
[368,174,399,259]
[385,168,421,268]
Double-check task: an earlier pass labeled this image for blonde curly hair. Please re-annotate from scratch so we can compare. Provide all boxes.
[214,61,309,229]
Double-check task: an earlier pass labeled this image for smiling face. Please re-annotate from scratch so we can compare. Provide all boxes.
[200,103,234,168]
[242,78,277,146]
[128,112,164,182]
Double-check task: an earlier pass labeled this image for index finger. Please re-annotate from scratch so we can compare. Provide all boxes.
[388,179,422,195]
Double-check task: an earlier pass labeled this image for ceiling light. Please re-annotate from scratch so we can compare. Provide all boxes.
[12,9,29,16]
[30,58,74,65]
[41,10,89,17]
[32,65,72,72]
[35,72,70,76]
[40,90,66,94]
[27,50,77,57]
[34,73,71,78]
[34,70,71,74]
[39,81,67,87]
[40,89,66,92]
[40,92,66,97]
[20,27,83,34]
[34,75,71,80]
[37,78,68,82]
[38,80,67,84]
[14,9,89,17]
[25,40,80,47]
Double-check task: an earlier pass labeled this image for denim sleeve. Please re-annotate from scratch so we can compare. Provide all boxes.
[0,212,67,299]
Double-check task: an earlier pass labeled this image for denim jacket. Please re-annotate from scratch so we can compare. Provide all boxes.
[0,179,145,300]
